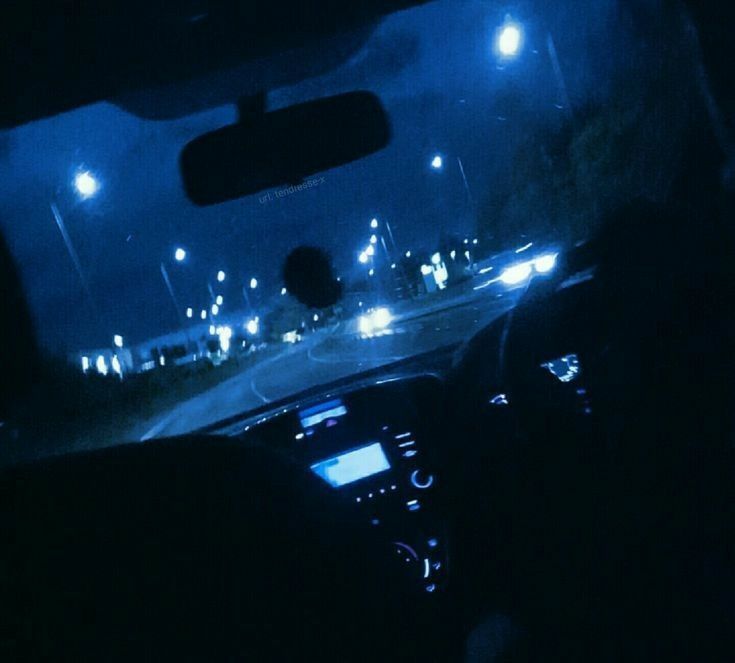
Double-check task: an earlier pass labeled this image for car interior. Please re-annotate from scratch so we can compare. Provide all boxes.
[1,1,734,661]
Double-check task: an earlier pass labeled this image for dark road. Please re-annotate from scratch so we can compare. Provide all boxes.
[134,286,523,440]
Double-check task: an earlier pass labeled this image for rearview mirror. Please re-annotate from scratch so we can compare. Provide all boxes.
[180,91,391,205]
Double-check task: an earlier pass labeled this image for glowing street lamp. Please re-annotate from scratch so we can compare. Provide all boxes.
[185,307,193,319]
[217,270,226,282]
[430,155,443,169]
[174,247,187,262]
[74,170,100,199]
[358,251,369,264]
[496,22,523,57]
[250,277,258,289]
[113,334,124,348]
[370,218,379,229]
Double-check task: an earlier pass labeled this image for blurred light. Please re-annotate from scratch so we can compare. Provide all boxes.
[464,250,471,261]
[246,319,259,335]
[174,247,187,262]
[372,307,392,328]
[533,253,557,273]
[358,251,369,264]
[219,325,233,340]
[370,234,378,244]
[500,261,533,285]
[74,170,99,199]
[358,301,363,307]
[358,315,372,335]
[113,334,123,348]
[186,308,193,318]
[200,309,207,320]
[420,264,433,276]
[159,355,166,366]
[366,245,375,257]
[391,263,396,269]
[370,218,379,229]
[431,155,443,169]
[281,287,287,295]
[211,304,219,315]
[434,263,448,289]
[219,337,230,353]
[450,250,456,260]
[81,356,90,372]
[313,313,319,322]
[283,330,301,344]
[431,252,441,265]
[111,354,122,376]
[515,242,533,253]
[473,238,479,245]
[209,324,216,335]
[250,277,258,289]
[368,268,375,276]
[215,295,223,306]
[95,354,108,376]
[497,23,522,57]
[217,270,226,282]
[405,250,412,258]
[463,238,469,245]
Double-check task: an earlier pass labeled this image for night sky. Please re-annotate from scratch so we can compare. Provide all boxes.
[0,0,632,353]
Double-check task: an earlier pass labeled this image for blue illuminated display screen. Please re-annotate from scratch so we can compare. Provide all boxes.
[299,398,348,428]
[310,443,391,488]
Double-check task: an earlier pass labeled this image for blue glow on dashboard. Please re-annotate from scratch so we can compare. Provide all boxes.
[299,399,348,428]
[540,353,581,382]
[310,442,390,487]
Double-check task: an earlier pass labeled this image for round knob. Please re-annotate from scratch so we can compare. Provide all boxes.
[410,469,434,489]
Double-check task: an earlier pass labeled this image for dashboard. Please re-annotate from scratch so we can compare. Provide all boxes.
[222,375,449,594]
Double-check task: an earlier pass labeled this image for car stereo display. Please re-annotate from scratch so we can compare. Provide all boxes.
[299,398,348,429]
[310,442,391,488]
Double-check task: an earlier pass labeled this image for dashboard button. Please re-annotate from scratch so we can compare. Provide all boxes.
[410,469,434,489]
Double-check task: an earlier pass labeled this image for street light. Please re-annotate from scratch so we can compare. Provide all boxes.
[215,295,223,306]
[174,247,187,262]
[359,251,369,264]
[370,218,379,229]
[405,250,412,258]
[113,334,123,348]
[200,309,207,320]
[366,245,375,257]
[431,155,443,169]
[370,234,378,245]
[211,304,220,315]
[74,170,100,199]
[250,277,258,289]
[186,308,193,318]
[496,22,522,57]
[217,270,226,282]
[281,287,287,295]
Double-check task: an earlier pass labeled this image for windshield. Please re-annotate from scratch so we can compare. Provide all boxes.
[0,0,705,458]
